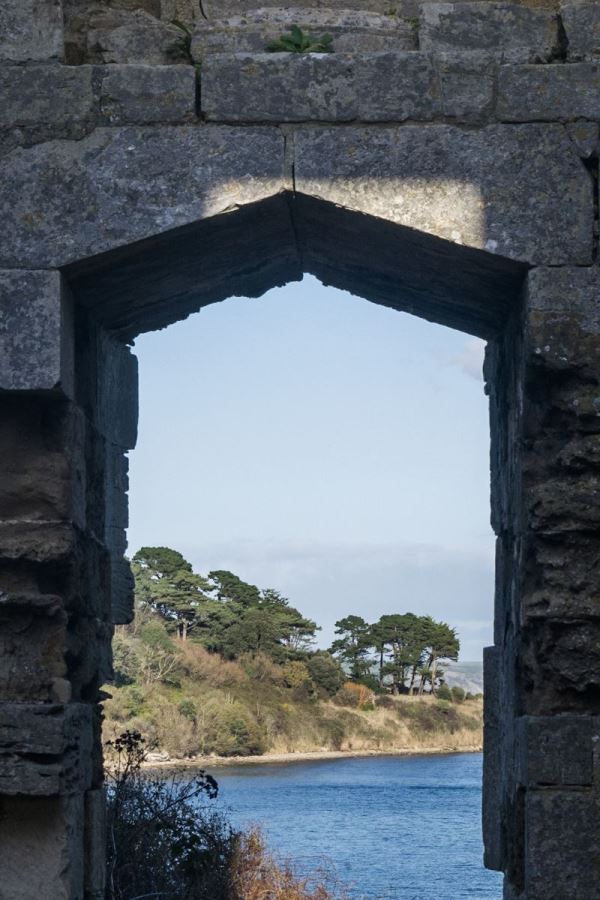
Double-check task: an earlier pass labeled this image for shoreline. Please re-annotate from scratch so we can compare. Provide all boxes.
[143,744,483,769]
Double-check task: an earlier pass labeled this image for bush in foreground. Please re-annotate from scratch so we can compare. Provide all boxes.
[231,828,346,900]
[104,730,345,899]
[105,731,235,899]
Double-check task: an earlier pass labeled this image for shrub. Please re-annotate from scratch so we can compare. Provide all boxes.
[104,731,237,900]
[436,683,452,701]
[105,731,346,899]
[231,827,346,899]
[375,694,396,709]
[139,620,173,650]
[282,660,313,690]
[203,699,267,756]
[355,674,383,694]
[450,686,466,704]
[241,652,286,686]
[179,697,197,720]
[402,701,463,734]
[333,682,375,710]
[282,661,316,700]
[104,684,146,723]
[112,632,140,686]
[178,642,245,688]
[319,717,346,751]
[306,652,345,697]
[152,703,199,758]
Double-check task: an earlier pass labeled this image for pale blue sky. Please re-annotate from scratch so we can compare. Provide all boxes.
[128,275,494,660]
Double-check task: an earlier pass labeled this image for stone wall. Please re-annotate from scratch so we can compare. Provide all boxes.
[1,1,599,898]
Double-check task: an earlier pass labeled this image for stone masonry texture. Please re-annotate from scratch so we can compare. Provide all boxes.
[1,1,600,898]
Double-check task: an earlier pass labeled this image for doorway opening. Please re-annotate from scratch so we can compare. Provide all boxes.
[108,274,504,898]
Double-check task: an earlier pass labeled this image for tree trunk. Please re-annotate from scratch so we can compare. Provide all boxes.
[408,666,417,696]
[430,655,438,695]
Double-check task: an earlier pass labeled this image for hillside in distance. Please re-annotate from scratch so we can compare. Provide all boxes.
[106,548,485,760]
[445,661,484,696]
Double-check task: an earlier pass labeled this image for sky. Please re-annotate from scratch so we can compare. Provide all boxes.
[127,275,494,660]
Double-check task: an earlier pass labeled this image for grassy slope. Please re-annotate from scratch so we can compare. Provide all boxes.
[104,622,483,760]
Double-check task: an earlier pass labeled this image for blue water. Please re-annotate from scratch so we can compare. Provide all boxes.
[211,753,503,899]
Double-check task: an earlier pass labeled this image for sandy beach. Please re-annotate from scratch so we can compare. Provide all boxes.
[142,744,483,769]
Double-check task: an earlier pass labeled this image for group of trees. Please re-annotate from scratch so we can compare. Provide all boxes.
[131,547,459,697]
[330,613,459,695]
[132,547,319,662]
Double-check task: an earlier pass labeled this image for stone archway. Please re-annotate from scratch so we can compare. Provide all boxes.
[1,3,600,898]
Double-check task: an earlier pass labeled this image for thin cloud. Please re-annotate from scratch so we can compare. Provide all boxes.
[448,338,486,381]
[169,538,495,659]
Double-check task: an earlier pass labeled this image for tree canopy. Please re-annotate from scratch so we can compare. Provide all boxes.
[132,547,213,641]
[330,612,459,695]
[131,546,460,695]
[133,549,318,660]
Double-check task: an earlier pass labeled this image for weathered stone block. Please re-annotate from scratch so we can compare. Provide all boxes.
[104,446,134,624]
[522,619,600,711]
[0,65,94,129]
[527,314,600,376]
[0,0,64,62]
[0,795,85,900]
[84,789,106,899]
[532,381,600,433]
[201,53,357,122]
[86,8,185,65]
[436,55,495,121]
[97,333,138,449]
[0,397,84,527]
[0,522,75,564]
[0,703,93,795]
[562,0,600,60]
[558,433,600,470]
[0,126,287,268]
[67,531,113,621]
[498,64,600,121]
[0,598,67,703]
[526,475,600,532]
[527,266,600,320]
[160,0,196,25]
[567,122,599,160]
[357,53,440,121]
[522,532,600,621]
[518,715,594,786]
[67,616,114,692]
[525,791,600,897]
[111,556,135,625]
[420,2,560,63]
[0,271,74,395]
[111,0,161,13]
[105,448,129,533]
[294,124,592,265]
[192,9,416,58]
[99,65,196,124]
[526,266,600,375]
[201,0,407,14]
[483,646,504,871]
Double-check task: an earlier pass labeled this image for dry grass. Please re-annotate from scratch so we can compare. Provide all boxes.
[231,827,348,900]
[178,642,246,687]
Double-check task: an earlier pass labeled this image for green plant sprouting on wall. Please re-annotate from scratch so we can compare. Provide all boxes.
[266,25,334,54]
[170,18,193,61]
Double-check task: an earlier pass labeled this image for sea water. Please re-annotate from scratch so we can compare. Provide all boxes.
[210,752,503,899]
